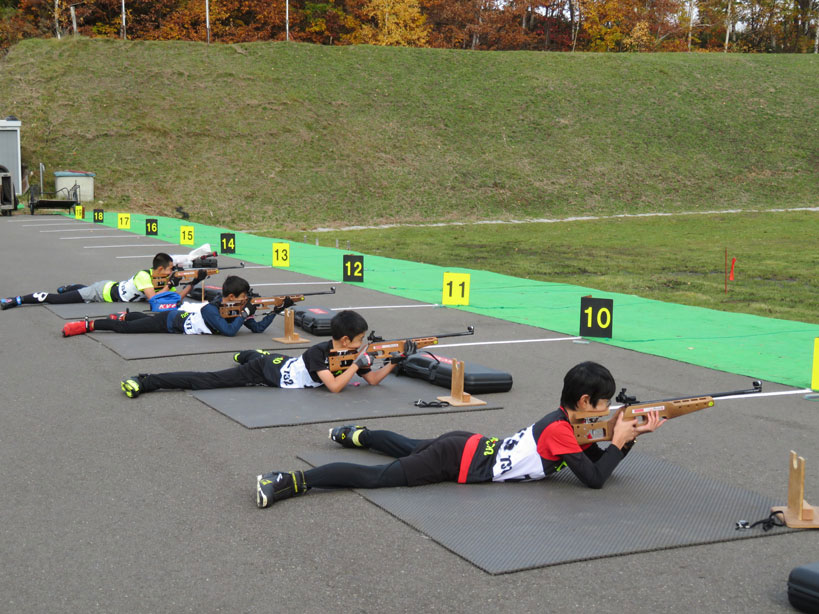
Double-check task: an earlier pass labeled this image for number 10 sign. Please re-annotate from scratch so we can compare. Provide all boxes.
[580,296,613,338]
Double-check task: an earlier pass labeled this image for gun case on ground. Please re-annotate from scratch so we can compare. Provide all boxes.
[788,561,819,613]
[397,351,513,394]
[293,305,334,335]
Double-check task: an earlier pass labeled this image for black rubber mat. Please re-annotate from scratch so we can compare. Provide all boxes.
[193,376,504,428]
[46,303,150,320]
[89,331,313,360]
[298,449,792,574]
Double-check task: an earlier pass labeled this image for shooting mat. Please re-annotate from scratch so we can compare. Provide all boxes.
[298,449,792,575]
[46,303,151,320]
[88,331,313,360]
[192,375,504,428]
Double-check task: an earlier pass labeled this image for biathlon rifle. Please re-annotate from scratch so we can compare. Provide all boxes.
[327,326,475,372]
[567,380,763,445]
[219,287,336,318]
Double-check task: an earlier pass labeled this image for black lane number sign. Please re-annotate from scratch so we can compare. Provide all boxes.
[580,296,613,338]
[145,218,158,236]
[221,233,236,254]
[343,255,364,282]
[93,209,104,223]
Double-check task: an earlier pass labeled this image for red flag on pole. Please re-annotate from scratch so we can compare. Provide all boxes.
[729,257,736,281]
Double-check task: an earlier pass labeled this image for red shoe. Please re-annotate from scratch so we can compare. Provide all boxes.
[108,310,128,321]
[62,319,92,337]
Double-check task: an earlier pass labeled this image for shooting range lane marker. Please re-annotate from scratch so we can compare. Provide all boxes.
[84,244,167,249]
[434,336,582,349]
[330,304,440,311]
[39,228,109,233]
[60,235,135,240]
[251,281,343,287]
[715,388,812,401]
[20,222,94,227]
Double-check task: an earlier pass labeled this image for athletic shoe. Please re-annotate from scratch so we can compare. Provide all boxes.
[256,470,307,508]
[121,376,143,398]
[108,309,129,321]
[62,318,92,337]
[0,297,18,310]
[56,285,69,294]
[329,425,369,448]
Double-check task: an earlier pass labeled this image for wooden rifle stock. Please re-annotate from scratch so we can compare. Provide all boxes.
[152,268,219,291]
[567,381,762,445]
[219,286,336,319]
[327,326,475,372]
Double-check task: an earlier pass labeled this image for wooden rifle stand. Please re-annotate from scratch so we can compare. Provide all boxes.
[437,360,486,407]
[771,450,819,529]
[272,309,308,344]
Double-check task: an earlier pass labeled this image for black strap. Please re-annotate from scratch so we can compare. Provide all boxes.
[414,399,450,408]
[735,510,785,532]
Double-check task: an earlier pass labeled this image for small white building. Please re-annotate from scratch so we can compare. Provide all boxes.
[55,170,95,202]
[0,117,22,195]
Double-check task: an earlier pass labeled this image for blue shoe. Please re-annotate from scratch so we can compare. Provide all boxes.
[0,297,18,310]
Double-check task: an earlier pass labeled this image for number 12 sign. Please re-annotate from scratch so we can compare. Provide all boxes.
[442,272,470,306]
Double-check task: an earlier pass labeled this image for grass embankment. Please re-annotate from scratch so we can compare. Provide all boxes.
[0,38,816,322]
[0,38,816,229]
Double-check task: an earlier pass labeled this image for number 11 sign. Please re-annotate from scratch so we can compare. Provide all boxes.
[442,272,470,306]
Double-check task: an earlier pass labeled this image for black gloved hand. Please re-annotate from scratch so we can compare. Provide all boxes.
[190,269,208,286]
[353,352,374,369]
[168,275,181,288]
[242,301,258,318]
[273,296,295,314]
[388,351,406,365]
[403,339,418,356]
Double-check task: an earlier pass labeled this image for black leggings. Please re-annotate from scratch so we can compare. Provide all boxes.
[304,430,433,489]
[20,290,84,304]
[93,311,167,333]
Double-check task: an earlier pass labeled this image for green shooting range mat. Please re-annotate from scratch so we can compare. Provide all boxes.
[298,449,793,575]
[192,376,504,428]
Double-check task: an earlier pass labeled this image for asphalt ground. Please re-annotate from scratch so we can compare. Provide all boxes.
[1,214,817,613]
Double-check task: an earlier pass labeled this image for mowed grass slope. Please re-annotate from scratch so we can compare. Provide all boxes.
[1,38,817,231]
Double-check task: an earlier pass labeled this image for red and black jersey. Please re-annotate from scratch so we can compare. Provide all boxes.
[458,408,628,488]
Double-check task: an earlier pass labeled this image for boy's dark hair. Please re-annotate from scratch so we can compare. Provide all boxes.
[330,310,368,341]
[152,253,173,269]
[560,361,616,410]
[222,275,250,298]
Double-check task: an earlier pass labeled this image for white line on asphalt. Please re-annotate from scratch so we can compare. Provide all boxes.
[434,337,582,348]
[84,244,165,249]
[21,222,91,227]
[330,304,439,311]
[717,388,813,400]
[251,281,342,286]
[61,235,130,240]
[40,228,104,233]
